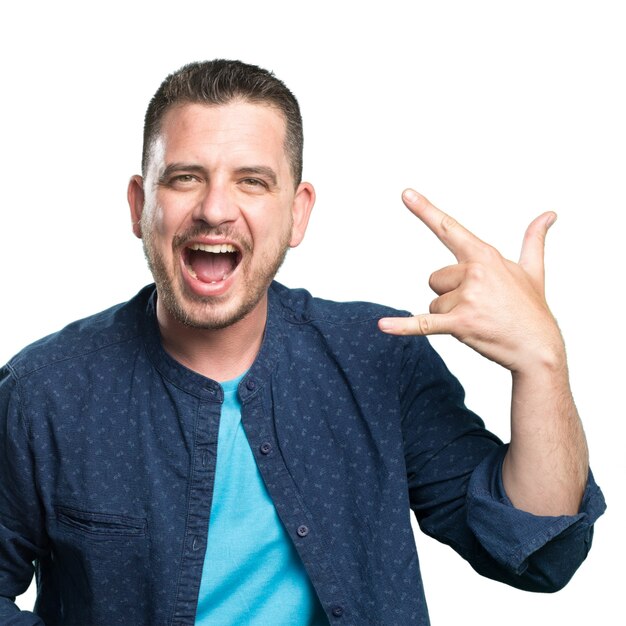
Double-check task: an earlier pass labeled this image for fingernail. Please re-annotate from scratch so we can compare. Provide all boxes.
[403,189,418,203]
[546,213,557,229]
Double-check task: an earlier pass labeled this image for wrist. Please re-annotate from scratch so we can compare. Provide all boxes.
[510,330,567,379]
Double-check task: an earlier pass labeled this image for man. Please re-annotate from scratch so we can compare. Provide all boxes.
[0,60,605,625]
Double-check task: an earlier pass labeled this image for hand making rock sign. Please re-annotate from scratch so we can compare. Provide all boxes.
[379,189,589,517]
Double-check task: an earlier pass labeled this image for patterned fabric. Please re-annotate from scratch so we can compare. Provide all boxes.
[0,283,606,625]
[195,374,327,624]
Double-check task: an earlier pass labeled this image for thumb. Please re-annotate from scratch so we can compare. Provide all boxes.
[519,211,557,288]
[378,314,450,336]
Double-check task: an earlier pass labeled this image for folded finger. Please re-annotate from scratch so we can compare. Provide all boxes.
[429,291,459,315]
[429,264,465,296]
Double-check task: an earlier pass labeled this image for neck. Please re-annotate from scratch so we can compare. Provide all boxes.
[156,295,268,383]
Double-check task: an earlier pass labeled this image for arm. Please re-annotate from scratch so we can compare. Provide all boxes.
[400,335,603,591]
[505,352,588,515]
[0,365,47,625]
[380,189,589,516]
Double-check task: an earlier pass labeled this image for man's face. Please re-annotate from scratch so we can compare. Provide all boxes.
[129,101,314,330]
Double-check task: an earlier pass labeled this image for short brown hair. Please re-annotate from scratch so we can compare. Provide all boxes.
[142,59,303,184]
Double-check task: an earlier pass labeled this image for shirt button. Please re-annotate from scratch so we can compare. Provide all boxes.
[192,536,201,551]
[297,525,309,537]
[246,379,256,391]
[332,605,344,618]
[260,442,272,455]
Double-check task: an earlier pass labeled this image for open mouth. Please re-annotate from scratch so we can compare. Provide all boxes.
[183,243,242,284]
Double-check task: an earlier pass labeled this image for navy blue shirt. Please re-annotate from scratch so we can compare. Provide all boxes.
[0,283,606,625]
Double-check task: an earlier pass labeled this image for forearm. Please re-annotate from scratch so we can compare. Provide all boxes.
[502,347,589,516]
[380,191,592,515]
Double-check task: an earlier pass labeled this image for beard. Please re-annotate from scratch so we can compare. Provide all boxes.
[141,217,291,331]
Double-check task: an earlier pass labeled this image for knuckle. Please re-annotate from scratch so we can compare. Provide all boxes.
[481,243,501,262]
[416,315,432,334]
[452,311,472,335]
[440,214,458,233]
[527,227,546,245]
[466,262,486,281]
[461,288,480,308]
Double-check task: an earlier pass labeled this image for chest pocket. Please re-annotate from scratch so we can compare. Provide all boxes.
[50,505,151,625]
[55,506,146,537]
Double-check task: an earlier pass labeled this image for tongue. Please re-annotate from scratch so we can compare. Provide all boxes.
[189,250,236,283]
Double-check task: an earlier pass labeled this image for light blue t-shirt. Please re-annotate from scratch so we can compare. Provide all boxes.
[195,374,328,625]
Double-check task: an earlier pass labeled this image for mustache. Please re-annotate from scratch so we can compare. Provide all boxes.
[172,225,253,253]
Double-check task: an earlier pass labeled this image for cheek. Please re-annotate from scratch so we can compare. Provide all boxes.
[144,202,185,241]
[152,207,172,237]
[244,199,294,239]
[151,188,199,233]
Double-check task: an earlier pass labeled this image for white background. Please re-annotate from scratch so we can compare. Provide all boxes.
[1,1,624,624]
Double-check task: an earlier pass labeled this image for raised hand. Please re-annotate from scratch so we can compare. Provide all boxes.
[379,189,589,516]
[378,189,565,375]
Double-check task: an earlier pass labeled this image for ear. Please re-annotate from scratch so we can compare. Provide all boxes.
[127,175,145,239]
[289,182,316,248]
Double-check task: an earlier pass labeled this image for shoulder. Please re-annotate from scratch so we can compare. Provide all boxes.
[269,281,410,327]
[6,285,155,379]
[267,283,445,398]
[268,282,433,368]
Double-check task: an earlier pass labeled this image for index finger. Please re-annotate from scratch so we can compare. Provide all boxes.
[402,189,486,261]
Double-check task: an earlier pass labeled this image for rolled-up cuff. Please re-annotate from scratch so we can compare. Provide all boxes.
[466,445,606,574]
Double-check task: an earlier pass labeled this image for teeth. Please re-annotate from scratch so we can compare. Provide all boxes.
[189,243,237,253]
[186,268,230,283]
[209,273,229,284]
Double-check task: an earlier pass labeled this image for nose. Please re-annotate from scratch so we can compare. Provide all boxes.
[192,180,238,227]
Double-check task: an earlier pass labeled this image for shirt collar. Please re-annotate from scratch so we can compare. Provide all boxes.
[140,284,285,403]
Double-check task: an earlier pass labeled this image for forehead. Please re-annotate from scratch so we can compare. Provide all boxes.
[154,101,288,166]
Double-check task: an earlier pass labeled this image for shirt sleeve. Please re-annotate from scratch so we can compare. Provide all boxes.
[0,365,47,625]
[399,335,606,593]
[466,445,605,588]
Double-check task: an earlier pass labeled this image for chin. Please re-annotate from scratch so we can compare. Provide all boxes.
[161,285,264,331]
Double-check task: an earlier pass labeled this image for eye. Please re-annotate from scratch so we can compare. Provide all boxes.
[160,173,202,190]
[173,174,197,184]
[241,178,267,189]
